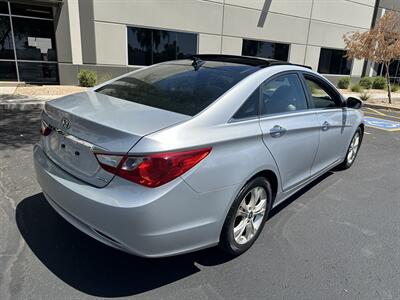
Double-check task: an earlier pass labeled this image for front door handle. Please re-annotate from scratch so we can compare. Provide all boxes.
[321,121,330,131]
[270,125,286,138]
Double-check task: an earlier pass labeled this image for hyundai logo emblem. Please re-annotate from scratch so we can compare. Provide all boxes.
[61,117,71,129]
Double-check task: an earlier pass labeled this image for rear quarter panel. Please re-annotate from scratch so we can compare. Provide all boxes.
[134,118,281,194]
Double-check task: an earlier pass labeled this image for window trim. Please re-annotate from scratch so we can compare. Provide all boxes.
[301,72,345,110]
[126,25,199,67]
[259,71,311,118]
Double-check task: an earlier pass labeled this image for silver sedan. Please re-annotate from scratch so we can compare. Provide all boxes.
[34,55,364,257]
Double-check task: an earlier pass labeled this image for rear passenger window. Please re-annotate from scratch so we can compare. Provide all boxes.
[260,74,308,115]
[304,77,340,109]
[232,89,259,119]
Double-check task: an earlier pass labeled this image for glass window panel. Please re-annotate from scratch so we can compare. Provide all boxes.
[18,62,58,83]
[388,60,399,77]
[12,17,57,61]
[128,26,197,65]
[261,74,308,115]
[304,77,339,108]
[96,62,254,116]
[0,2,8,14]
[127,27,152,66]
[318,48,352,75]
[242,40,259,57]
[0,61,17,81]
[232,88,259,119]
[0,16,14,59]
[176,32,197,59]
[153,30,176,64]
[242,40,289,61]
[10,3,53,18]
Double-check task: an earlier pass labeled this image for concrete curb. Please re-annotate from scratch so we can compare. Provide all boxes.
[363,102,400,111]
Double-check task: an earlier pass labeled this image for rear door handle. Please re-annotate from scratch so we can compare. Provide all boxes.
[270,125,286,138]
[321,121,330,131]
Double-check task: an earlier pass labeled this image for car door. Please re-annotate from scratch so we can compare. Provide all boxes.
[258,72,320,191]
[301,73,351,175]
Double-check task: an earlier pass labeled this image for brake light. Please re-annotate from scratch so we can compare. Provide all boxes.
[40,120,52,136]
[95,148,211,188]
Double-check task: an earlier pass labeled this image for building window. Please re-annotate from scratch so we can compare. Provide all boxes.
[0,2,9,14]
[242,39,290,61]
[0,16,14,59]
[10,3,53,19]
[318,48,352,75]
[12,17,57,61]
[127,26,197,66]
[0,1,58,83]
[18,62,58,83]
[0,61,17,81]
[375,60,400,80]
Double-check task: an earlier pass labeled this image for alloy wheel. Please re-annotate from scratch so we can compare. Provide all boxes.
[347,132,360,165]
[233,186,267,245]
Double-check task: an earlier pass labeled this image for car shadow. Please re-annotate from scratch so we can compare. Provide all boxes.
[15,193,232,297]
[16,171,334,297]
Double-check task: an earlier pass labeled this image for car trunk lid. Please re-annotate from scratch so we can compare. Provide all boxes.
[41,91,190,187]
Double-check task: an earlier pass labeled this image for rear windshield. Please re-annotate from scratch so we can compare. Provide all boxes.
[95,61,257,116]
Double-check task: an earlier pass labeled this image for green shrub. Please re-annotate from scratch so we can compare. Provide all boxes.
[351,84,363,93]
[77,70,97,87]
[372,76,387,89]
[390,84,400,92]
[359,91,371,101]
[337,77,351,89]
[359,77,373,89]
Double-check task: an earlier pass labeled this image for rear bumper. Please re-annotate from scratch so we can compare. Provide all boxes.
[33,144,237,257]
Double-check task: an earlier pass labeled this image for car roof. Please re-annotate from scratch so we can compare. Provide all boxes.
[187,54,312,69]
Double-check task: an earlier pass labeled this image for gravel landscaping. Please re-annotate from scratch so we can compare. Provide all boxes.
[14,85,87,97]
[340,89,400,108]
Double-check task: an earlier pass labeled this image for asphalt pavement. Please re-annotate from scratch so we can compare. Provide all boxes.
[0,107,400,300]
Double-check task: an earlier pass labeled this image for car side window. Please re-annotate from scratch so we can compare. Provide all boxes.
[260,73,308,115]
[304,76,341,109]
[232,88,260,120]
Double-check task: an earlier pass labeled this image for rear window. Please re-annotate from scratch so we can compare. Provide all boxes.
[95,62,257,116]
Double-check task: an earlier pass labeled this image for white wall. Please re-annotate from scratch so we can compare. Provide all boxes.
[94,22,127,65]
[80,0,376,77]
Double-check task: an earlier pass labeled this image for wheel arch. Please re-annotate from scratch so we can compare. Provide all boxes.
[246,169,279,204]
[359,122,364,133]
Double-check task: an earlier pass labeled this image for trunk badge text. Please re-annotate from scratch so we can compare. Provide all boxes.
[61,117,71,129]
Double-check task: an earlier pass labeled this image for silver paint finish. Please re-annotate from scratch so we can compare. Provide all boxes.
[44,91,190,152]
[259,110,320,191]
[33,64,364,257]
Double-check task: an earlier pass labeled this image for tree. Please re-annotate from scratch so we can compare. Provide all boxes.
[344,11,400,104]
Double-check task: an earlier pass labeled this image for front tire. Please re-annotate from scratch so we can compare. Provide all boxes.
[336,127,363,170]
[219,177,272,256]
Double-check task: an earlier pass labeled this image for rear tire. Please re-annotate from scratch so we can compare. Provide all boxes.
[219,177,272,256]
[336,127,363,170]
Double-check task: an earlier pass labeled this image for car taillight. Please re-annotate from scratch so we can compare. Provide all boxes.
[40,120,52,136]
[95,148,211,188]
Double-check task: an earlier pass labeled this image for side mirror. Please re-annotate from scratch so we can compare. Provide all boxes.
[345,97,362,109]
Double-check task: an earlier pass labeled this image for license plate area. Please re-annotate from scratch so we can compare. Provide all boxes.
[45,130,100,177]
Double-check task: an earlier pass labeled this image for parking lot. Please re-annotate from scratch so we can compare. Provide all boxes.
[0,107,399,299]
